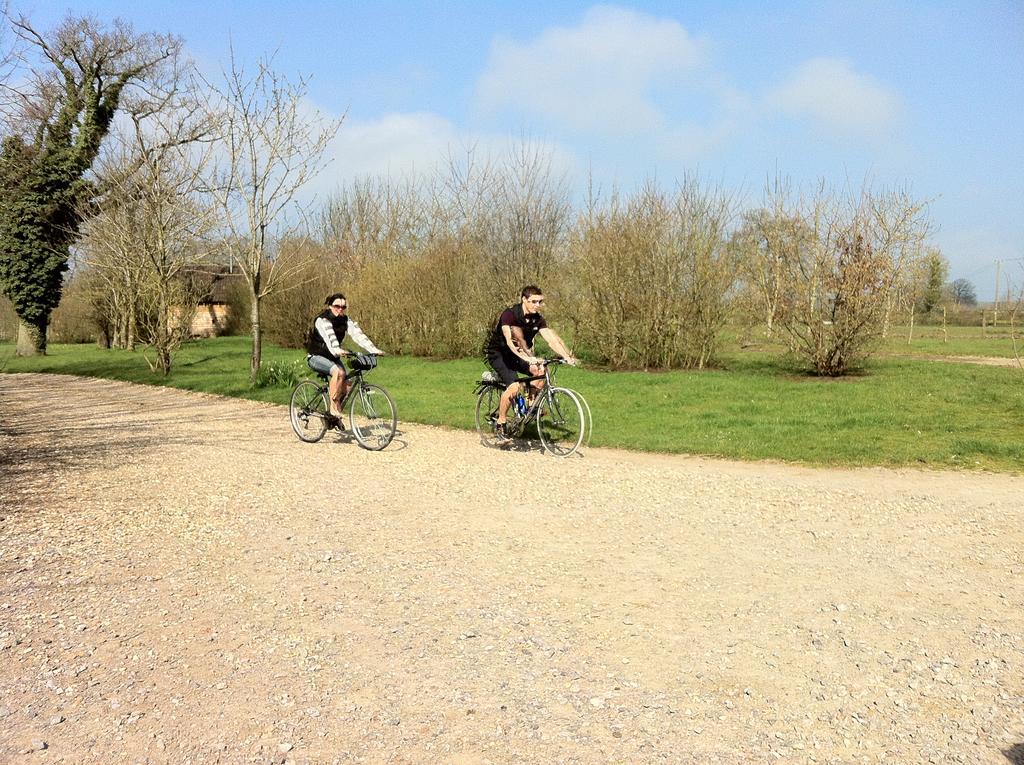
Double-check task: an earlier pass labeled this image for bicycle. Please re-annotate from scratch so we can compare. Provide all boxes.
[474,358,586,457]
[289,354,397,450]
[557,384,593,448]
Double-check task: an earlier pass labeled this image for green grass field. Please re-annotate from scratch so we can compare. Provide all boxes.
[734,324,1022,359]
[2,337,1021,472]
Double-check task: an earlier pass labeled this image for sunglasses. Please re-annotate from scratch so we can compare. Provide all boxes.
[526,298,544,304]
[331,303,347,309]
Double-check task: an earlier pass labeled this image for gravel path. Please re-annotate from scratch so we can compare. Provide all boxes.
[1,373,1022,765]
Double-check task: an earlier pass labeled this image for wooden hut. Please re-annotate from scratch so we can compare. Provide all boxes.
[188,266,246,337]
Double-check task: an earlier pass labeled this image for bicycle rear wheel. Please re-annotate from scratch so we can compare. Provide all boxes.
[537,387,585,457]
[349,383,397,450]
[475,385,506,446]
[290,381,330,443]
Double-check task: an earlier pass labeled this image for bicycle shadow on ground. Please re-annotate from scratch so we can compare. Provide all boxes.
[476,434,585,459]
[1005,743,1024,765]
[320,426,410,453]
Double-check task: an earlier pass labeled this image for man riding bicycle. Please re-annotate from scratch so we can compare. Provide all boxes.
[484,285,577,441]
[306,293,383,419]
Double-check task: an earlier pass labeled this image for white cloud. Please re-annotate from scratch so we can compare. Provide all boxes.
[298,111,578,203]
[658,118,742,164]
[324,112,460,182]
[476,5,706,135]
[765,57,903,139]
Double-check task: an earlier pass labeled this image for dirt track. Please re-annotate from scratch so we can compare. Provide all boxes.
[1,373,1022,764]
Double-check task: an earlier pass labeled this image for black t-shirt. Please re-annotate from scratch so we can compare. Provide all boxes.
[486,304,547,356]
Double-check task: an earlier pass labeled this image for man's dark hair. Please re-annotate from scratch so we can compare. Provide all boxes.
[521,285,542,299]
[325,292,346,305]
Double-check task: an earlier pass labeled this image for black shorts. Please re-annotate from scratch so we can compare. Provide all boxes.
[486,351,531,386]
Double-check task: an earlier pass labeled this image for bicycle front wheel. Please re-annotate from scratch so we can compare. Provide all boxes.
[349,383,397,450]
[537,387,585,457]
[290,381,330,443]
[565,387,593,446]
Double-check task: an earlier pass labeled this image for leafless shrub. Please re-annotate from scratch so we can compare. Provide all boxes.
[313,175,439,353]
[569,176,738,369]
[216,272,251,336]
[473,142,571,301]
[261,238,338,348]
[732,199,815,338]
[48,272,98,343]
[1006,268,1023,372]
[763,181,931,375]
[295,143,571,358]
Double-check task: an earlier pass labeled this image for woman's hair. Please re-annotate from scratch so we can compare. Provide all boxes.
[325,292,346,305]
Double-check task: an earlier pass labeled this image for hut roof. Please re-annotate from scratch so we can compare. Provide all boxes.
[185,266,247,304]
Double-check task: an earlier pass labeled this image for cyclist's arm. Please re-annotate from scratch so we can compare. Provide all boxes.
[346,318,383,355]
[502,325,540,364]
[538,327,577,365]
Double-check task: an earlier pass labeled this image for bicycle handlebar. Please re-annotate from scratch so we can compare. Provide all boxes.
[541,357,579,367]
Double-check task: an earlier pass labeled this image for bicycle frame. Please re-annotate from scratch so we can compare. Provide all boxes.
[475,359,577,438]
[319,355,377,411]
[337,369,367,409]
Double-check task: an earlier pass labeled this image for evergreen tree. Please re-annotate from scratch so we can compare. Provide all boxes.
[917,247,948,315]
[0,14,179,354]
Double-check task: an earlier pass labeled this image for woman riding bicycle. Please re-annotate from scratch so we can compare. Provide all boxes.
[306,293,383,419]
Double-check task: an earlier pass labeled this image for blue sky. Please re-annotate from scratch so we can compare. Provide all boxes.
[16,0,1024,297]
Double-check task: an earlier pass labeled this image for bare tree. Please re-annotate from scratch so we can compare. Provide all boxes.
[735,186,816,337]
[479,142,571,299]
[80,63,216,373]
[0,2,16,91]
[203,49,341,381]
[79,217,144,349]
[949,278,977,306]
[769,182,931,375]
[1009,282,1023,373]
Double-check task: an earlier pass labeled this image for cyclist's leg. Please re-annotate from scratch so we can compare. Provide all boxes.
[308,354,346,417]
[329,366,348,417]
[488,352,528,426]
[498,382,517,426]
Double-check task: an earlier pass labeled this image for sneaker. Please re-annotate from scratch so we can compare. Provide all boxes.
[494,422,511,441]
